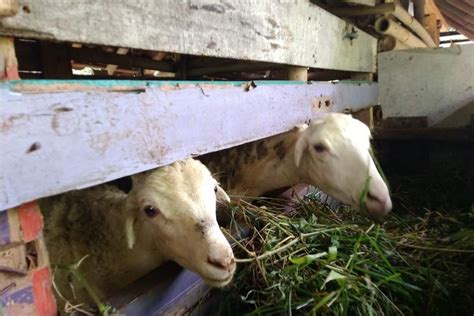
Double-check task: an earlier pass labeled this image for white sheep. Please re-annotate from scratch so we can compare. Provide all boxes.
[201,113,392,217]
[40,158,236,310]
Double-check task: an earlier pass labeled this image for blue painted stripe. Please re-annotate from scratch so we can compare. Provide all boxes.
[0,286,34,305]
[1,79,308,90]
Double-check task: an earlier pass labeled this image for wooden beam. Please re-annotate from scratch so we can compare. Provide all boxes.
[108,262,208,315]
[426,0,449,31]
[0,0,18,17]
[373,128,473,142]
[105,47,129,75]
[352,107,374,129]
[287,66,308,81]
[424,13,441,45]
[0,37,19,79]
[379,45,474,126]
[188,62,284,77]
[351,72,374,81]
[0,0,377,72]
[0,80,378,209]
[340,0,376,7]
[70,47,176,72]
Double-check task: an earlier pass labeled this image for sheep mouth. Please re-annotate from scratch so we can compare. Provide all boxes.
[202,273,234,287]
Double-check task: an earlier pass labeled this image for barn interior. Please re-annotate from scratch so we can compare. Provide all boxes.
[0,0,473,315]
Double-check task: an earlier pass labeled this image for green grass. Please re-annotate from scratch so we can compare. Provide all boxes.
[212,169,473,315]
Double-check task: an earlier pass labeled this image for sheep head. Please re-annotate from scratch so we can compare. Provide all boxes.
[294,113,392,217]
[124,159,235,287]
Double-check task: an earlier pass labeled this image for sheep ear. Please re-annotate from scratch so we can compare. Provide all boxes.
[215,185,231,205]
[293,123,308,132]
[294,134,308,168]
[125,216,136,249]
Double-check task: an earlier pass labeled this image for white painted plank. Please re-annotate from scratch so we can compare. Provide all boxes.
[0,0,376,72]
[379,45,474,126]
[0,80,377,209]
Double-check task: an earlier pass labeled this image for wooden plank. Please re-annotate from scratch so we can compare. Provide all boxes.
[341,0,376,6]
[109,262,208,315]
[0,37,19,79]
[105,47,129,75]
[352,107,374,129]
[373,128,473,142]
[0,0,376,72]
[70,47,176,72]
[0,0,18,17]
[287,66,308,81]
[378,45,474,126]
[0,80,378,210]
[382,116,429,128]
[424,13,440,46]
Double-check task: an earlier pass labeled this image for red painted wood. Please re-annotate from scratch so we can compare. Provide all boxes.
[32,267,57,316]
[18,201,43,242]
[0,37,20,80]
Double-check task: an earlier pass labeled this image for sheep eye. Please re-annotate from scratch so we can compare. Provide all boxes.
[143,205,159,218]
[214,186,218,193]
[313,143,326,153]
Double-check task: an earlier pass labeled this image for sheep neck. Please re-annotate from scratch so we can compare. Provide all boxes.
[202,128,306,199]
[42,188,165,300]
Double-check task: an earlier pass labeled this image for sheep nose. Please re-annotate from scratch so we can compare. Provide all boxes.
[365,192,392,217]
[207,255,234,270]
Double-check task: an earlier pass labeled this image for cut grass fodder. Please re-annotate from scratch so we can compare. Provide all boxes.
[214,197,473,315]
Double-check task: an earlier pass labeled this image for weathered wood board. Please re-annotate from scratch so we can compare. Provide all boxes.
[0,0,376,72]
[0,80,378,210]
[379,45,474,127]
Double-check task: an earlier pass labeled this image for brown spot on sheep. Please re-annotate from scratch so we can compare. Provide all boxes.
[256,141,268,160]
[273,140,286,160]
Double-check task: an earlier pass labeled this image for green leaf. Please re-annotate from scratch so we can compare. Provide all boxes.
[328,246,338,261]
[289,252,327,265]
[321,270,346,290]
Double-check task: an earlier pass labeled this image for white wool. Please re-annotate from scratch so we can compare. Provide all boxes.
[204,113,392,217]
[41,158,235,310]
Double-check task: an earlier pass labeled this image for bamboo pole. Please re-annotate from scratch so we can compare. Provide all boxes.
[392,4,436,47]
[378,36,410,51]
[374,17,428,48]
[332,3,436,47]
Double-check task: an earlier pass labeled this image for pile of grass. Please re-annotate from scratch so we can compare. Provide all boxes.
[211,189,473,315]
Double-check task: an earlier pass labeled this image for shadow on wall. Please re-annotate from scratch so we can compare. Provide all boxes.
[433,101,474,128]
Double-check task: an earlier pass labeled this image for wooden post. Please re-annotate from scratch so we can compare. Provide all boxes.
[0,0,18,17]
[423,13,440,46]
[350,72,374,81]
[1,37,57,315]
[287,66,308,81]
[352,107,375,129]
[350,71,375,128]
[105,47,129,75]
[0,37,20,79]
[177,54,188,79]
[40,41,72,78]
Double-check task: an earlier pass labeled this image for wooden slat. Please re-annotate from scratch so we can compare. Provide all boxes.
[70,47,176,72]
[0,80,378,210]
[0,0,376,72]
[373,128,473,142]
[378,45,474,126]
[109,262,208,315]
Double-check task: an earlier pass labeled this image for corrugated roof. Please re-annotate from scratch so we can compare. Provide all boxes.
[435,0,474,40]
